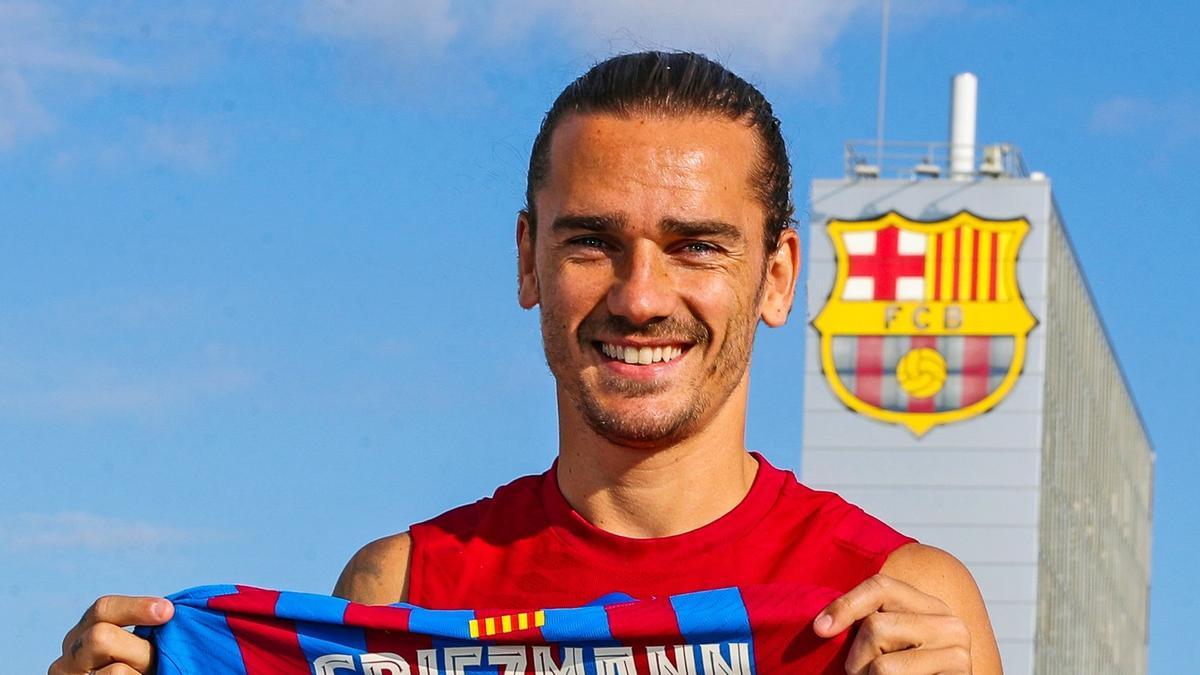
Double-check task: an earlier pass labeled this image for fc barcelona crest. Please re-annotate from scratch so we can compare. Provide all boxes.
[811,211,1037,436]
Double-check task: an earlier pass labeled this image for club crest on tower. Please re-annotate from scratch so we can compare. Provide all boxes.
[811,211,1037,435]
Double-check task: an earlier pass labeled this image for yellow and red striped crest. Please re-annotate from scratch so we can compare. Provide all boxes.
[811,211,1037,435]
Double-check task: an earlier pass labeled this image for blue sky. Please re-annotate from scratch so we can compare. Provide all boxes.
[2,1,1195,672]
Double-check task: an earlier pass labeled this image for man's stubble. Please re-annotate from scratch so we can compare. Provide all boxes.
[540,279,765,446]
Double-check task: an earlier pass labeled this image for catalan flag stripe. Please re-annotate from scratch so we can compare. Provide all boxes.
[970,227,982,300]
[940,231,957,301]
[996,232,1011,300]
[926,233,942,302]
[976,229,992,301]
[989,231,1000,300]
[957,227,975,301]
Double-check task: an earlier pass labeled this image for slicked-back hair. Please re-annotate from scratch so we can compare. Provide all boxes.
[524,51,794,257]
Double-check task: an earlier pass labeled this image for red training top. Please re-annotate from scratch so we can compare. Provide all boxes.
[409,452,915,609]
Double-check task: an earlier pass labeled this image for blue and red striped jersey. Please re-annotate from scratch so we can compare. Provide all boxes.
[141,583,854,674]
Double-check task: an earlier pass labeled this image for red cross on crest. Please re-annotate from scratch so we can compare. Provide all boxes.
[846,226,925,301]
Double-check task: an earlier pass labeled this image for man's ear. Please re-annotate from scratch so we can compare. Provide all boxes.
[759,228,800,327]
[516,211,540,309]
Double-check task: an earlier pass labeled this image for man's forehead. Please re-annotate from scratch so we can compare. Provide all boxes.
[538,112,765,224]
[547,112,761,166]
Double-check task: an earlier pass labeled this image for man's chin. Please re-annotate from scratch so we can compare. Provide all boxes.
[592,374,674,398]
[577,399,701,447]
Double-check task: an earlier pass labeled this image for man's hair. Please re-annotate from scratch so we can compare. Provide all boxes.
[524,51,794,256]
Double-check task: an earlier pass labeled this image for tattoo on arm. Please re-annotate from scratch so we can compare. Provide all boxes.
[70,637,83,659]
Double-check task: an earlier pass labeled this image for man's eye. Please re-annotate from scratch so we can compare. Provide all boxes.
[679,241,720,255]
[569,236,610,250]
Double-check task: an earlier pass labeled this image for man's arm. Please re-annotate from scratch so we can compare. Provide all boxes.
[815,542,1003,674]
[880,543,1002,673]
[333,532,413,605]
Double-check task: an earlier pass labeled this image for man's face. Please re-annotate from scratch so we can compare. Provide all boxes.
[518,113,797,446]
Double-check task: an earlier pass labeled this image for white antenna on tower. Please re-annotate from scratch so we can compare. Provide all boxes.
[875,0,890,170]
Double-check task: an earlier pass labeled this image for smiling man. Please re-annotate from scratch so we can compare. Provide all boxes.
[53,52,1001,675]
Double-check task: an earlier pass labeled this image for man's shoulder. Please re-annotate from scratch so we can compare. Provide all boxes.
[879,542,990,629]
[333,531,413,604]
[880,542,978,592]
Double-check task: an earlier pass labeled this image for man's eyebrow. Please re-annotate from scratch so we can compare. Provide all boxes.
[660,218,745,242]
[550,214,628,233]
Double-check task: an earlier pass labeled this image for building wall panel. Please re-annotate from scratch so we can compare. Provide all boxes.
[819,485,1040,526]
[1033,205,1153,675]
[802,412,1044,451]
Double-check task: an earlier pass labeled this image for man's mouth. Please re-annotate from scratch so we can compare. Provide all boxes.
[596,342,686,365]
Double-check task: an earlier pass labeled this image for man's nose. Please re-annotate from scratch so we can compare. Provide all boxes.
[607,242,678,325]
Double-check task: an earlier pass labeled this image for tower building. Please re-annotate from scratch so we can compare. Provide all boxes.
[801,74,1154,674]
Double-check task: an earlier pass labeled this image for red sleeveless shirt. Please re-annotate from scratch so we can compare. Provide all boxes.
[408,453,913,609]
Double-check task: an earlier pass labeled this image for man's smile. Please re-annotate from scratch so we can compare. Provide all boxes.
[588,340,696,383]
[597,342,686,365]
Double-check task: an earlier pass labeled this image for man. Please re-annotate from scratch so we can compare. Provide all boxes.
[52,52,1001,675]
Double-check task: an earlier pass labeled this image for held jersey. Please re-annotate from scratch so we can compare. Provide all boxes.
[141,582,856,674]
[409,453,916,609]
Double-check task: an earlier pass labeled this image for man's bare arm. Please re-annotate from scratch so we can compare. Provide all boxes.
[814,542,1001,674]
[879,542,1002,673]
[333,532,413,605]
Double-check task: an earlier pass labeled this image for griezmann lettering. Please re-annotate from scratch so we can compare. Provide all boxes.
[313,642,754,675]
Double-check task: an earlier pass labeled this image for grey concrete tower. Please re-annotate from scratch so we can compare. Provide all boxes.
[801,79,1154,675]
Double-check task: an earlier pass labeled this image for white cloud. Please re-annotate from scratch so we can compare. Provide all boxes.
[0,2,129,75]
[1090,97,1158,134]
[0,2,245,169]
[141,123,225,171]
[0,1,133,148]
[0,362,258,420]
[1090,95,1200,142]
[44,120,231,174]
[0,65,52,147]
[299,0,459,51]
[497,0,870,77]
[0,303,260,421]
[0,512,201,551]
[298,0,874,79]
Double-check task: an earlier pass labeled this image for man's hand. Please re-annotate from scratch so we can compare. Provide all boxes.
[49,595,172,675]
[814,573,972,675]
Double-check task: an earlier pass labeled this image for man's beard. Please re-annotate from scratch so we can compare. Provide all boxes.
[540,303,758,446]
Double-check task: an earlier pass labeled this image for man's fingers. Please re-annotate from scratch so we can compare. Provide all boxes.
[843,612,971,673]
[85,596,173,629]
[62,596,171,653]
[66,622,155,673]
[54,595,167,675]
[95,664,146,675]
[814,574,950,637]
[851,645,971,675]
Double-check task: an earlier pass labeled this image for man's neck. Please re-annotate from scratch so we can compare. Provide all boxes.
[554,384,759,539]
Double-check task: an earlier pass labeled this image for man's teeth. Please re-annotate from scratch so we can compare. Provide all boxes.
[600,343,684,364]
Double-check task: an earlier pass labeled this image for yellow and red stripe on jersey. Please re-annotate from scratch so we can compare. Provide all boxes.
[468,610,546,638]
